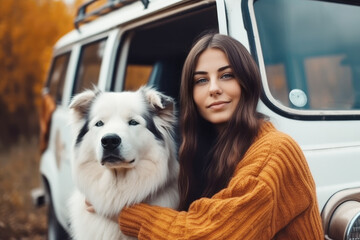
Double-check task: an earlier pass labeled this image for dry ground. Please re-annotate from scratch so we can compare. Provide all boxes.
[0,138,47,239]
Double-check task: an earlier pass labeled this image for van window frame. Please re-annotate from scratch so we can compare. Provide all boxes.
[46,51,71,105]
[72,37,108,96]
[242,0,360,121]
[111,2,221,96]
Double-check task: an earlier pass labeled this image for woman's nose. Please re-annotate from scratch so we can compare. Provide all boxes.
[209,79,222,96]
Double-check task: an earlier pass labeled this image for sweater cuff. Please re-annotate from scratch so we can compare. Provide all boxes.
[119,203,159,237]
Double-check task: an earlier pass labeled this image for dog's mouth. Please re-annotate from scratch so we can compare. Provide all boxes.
[101,154,135,167]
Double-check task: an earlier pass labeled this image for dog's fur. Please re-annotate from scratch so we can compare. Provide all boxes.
[68,87,179,240]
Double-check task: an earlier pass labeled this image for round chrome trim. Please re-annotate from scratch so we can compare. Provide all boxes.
[345,210,360,240]
[321,188,360,239]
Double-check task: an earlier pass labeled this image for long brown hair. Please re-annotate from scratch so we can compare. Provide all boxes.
[178,33,265,210]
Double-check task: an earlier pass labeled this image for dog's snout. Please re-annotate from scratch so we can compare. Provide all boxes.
[101,134,121,150]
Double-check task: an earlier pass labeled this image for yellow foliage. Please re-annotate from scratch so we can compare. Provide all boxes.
[0,0,74,113]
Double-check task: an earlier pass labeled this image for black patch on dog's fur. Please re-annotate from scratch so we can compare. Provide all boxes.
[74,91,100,146]
[143,109,163,141]
[76,119,89,146]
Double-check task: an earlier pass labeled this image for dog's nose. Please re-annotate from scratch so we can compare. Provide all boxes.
[101,134,121,150]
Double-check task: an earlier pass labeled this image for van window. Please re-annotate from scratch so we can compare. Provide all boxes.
[253,0,360,111]
[113,4,219,104]
[47,52,70,104]
[124,64,152,91]
[73,38,107,94]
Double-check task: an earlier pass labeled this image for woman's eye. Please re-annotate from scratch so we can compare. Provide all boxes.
[128,119,139,126]
[194,78,208,85]
[221,73,234,79]
[95,120,104,127]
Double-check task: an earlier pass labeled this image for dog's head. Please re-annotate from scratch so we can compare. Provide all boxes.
[69,86,176,169]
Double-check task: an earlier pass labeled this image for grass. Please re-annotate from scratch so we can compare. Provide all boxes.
[0,137,47,239]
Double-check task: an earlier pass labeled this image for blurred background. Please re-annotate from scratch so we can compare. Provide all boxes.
[0,0,82,238]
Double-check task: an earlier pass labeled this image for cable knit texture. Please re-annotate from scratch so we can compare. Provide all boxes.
[119,122,324,239]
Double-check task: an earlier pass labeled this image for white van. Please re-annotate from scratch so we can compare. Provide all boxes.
[36,0,360,239]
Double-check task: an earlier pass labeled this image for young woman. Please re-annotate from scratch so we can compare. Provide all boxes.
[92,33,324,239]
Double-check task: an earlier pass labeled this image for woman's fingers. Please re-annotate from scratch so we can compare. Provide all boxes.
[85,199,118,222]
[85,199,96,213]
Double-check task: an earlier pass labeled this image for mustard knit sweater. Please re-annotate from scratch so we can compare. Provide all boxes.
[118,122,324,239]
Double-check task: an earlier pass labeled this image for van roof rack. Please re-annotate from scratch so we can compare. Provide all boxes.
[75,0,149,30]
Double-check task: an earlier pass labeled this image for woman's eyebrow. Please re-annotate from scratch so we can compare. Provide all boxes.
[194,65,232,76]
[193,71,207,76]
[218,65,231,72]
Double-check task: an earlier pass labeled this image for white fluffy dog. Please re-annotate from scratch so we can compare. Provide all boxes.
[68,87,179,240]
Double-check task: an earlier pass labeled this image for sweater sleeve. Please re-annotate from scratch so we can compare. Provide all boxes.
[119,175,275,240]
[257,132,323,238]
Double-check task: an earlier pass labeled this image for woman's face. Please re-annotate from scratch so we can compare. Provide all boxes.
[193,48,241,127]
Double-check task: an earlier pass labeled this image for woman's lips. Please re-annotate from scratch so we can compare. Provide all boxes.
[207,101,230,109]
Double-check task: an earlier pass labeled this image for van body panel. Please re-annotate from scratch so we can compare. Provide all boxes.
[40,106,74,231]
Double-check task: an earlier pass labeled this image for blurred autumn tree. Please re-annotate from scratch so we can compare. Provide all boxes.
[0,0,79,147]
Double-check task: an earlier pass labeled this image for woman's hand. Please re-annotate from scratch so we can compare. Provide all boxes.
[85,199,119,223]
[85,199,96,213]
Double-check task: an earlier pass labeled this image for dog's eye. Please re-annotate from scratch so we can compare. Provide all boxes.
[128,119,139,126]
[95,120,104,127]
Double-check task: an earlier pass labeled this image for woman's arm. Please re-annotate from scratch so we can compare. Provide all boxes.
[119,175,274,240]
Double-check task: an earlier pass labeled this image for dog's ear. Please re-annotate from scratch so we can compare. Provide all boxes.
[141,87,174,113]
[69,89,99,120]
